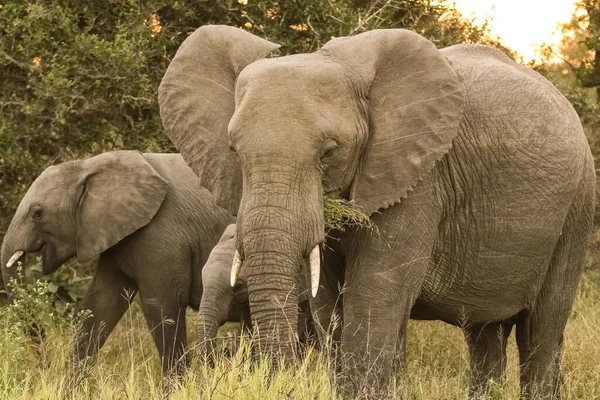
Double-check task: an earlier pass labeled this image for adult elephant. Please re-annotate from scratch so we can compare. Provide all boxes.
[1,151,233,376]
[158,25,595,398]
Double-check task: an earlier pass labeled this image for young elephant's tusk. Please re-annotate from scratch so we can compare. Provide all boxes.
[230,250,242,287]
[6,250,24,268]
[309,245,320,297]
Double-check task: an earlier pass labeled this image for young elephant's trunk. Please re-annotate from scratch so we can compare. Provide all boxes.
[1,220,28,297]
[197,284,233,362]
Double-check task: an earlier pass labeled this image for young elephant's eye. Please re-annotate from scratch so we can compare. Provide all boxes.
[32,208,44,221]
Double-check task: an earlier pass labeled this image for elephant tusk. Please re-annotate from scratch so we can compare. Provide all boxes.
[6,250,24,268]
[309,245,320,297]
[230,250,242,287]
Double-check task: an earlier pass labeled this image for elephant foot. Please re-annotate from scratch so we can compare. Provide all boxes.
[337,356,394,400]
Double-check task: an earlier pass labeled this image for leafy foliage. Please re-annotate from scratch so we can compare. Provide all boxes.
[0,0,503,238]
[27,258,91,311]
[2,260,90,313]
[0,0,507,302]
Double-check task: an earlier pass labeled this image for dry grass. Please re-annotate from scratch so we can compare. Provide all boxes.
[1,269,599,399]
[323,197,375,233]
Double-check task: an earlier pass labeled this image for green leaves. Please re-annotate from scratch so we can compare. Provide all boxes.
[27,256,91,310]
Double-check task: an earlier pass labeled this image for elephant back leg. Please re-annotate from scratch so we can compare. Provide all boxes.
[464,321,513,398]
[515,169,594,400]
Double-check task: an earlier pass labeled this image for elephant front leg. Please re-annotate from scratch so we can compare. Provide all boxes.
[340,289,416,399]
[75,264,137,365]
[338,191,439,399]
[465,322,513,398]
[340,244,433,396]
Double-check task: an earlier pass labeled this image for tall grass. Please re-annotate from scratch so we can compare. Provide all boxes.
[1,270,599,399]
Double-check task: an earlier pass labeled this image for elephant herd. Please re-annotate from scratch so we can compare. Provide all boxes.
[1,25,595,399]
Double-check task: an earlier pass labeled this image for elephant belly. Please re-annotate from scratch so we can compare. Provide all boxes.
[416,163,580,322]
[417,236,557,324]
[411,253,549,324]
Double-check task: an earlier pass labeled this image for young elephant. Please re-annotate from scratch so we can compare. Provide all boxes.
[197,224,316,360]
[1,150,233,375]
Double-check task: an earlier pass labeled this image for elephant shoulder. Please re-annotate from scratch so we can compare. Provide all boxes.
[441,44,580,138]
[441,44,514,67]
[441,44,568,105]
[143,153,213,192]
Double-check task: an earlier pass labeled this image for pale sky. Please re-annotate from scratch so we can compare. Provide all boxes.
[451,0,579,61]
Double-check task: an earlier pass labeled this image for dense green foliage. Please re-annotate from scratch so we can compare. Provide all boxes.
[0,0,504,238]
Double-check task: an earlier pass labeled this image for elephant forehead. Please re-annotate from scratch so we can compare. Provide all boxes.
[32,164,76,195]
[237,55,354,103]
[231,57,362,137]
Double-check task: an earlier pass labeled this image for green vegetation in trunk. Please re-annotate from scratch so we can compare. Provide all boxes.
[323,197,375,233]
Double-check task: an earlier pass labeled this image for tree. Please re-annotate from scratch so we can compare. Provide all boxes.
[580,0,600,99]
[536,0,600,103]
[0,0,502,241]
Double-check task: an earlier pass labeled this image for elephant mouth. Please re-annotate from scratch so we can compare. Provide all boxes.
[5,250,25,269]
[5,243,45,269]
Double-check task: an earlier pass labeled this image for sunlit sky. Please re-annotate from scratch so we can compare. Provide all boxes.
[451,0,578,61]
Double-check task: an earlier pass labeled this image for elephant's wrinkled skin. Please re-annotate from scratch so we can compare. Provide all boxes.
[1,151,233,375]
[198,224,316,361]
[159,26,595,398]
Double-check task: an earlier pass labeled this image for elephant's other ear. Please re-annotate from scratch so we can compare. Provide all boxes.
[321,29,465,216]
[76,151,168,261]
[158,25,280,216]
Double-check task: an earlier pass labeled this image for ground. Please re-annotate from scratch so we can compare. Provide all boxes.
[1,268,599,399]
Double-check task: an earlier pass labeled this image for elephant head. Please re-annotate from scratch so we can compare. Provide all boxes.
[159,25,464,360]
[1,151,168,295]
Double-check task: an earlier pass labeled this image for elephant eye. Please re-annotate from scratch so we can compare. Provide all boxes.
[229,140,237,155]
[320,140,339,161]
[32,208,44,221]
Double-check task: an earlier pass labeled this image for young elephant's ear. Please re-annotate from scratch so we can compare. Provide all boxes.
[320,29,465,216]
[159,25,280,216]
[76,151,168,261]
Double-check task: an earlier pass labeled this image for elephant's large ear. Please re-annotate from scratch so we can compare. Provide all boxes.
[158,25,280,216]
[76,151,168,261]
[320,29,465,216]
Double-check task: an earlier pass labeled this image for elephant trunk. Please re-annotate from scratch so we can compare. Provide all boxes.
[1,217,28,297]
[243,230,302,361]
[238,161,324,364]
[197,284,233,362]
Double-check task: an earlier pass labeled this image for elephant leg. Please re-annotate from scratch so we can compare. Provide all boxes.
[340,271,417,399]
[139,289,188,377]
[339,194,438,399]
[516,312,566,400]
[516,199,591,400]
[465,322,512,398]
[75,262,137,363]
[308,245,344,350]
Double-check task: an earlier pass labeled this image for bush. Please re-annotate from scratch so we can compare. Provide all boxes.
[0,0,502,239]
